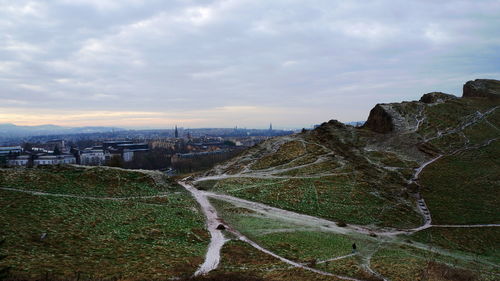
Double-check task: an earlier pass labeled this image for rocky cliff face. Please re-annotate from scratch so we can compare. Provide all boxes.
[364,79,499,134]
[463,79,500,99]
[363,104,395,133]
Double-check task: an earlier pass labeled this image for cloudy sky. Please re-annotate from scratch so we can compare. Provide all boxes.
[1,0,499,129]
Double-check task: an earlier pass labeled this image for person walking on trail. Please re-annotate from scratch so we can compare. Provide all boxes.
[352,243,357,253]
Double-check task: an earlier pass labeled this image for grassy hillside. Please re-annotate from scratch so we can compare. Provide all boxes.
[420,143,500,225]
[196,82,499,229]
[0,166,208,280]
[188,79,500,280]
[0,166,168,197]
[2,80,499,281]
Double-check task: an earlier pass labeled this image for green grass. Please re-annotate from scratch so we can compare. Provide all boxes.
[0,166,168,197]
[418,98,497,139]
[371,246,434,281]
[420,142,500,224]
[371,243,499,281]
[256,231,354,263]
[275,161,341,176]
[211,199,377,280]
[463,118,500,146]
[206,240,345,281]
[428,132,468,153]
[212,199,356,262]
[315,256,374,281]
[0,166,208,280]
[366,151,419,169]
[210,176,421,228]
[409,227,500,264]
[0,187,207,280]
[251,141,307,170]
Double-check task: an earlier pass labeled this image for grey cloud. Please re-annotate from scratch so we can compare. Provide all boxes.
[0,0,499,127]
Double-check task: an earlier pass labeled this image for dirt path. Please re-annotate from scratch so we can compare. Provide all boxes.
[317,253,356,264]
[0,187,169,201]
[178,181,227,276]
[409,154,443,230]
[431,224,500,228]
[234,231,362,281]
[179,181,365,280]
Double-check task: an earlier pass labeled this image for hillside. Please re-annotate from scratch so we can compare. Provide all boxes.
[0,79,498,281]
[189,79,500,280]
[0,166,209,280]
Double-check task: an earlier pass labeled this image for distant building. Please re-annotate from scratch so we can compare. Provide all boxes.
[33,154,76,166]
[0,146,22,157]
[102,140,133,150]
[46,139,66,152]
[100,140,149,163]
[80,149,105,166]
[122,149,134,162]
[7,155,30,167]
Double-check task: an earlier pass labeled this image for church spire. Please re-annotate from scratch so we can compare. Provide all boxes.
[174,125,179,138]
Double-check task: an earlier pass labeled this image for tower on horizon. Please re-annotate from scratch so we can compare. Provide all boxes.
[269,123,273,131]
[174,125,179,138]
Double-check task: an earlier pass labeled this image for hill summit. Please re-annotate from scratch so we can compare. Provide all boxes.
[196,78,500,229]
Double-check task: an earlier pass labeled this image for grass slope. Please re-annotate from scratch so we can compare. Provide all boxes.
[0,166,208,280]
[420,142,500,224]
[0,166,168,197]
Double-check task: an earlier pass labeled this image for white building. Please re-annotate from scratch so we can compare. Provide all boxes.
[80,149,105,166]
[34,154,76,166]
[122,149,134,162]
[7,155,30,167]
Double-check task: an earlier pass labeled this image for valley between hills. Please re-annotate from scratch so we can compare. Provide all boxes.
[1,79,499,281]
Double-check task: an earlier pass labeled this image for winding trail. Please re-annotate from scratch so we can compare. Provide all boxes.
[178,181,228,276]
[179,181,364,280]
[0,187,169,201]
[317,253,356,264]
[409,154,443,230]
[4,186,497,233]
[228,227,362,281]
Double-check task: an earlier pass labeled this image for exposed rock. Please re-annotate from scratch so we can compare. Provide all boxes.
[363,104,395,133]
[336,221,347,227]
[463,79,500,100]
[216,224,226,230]
[420,92,457,104]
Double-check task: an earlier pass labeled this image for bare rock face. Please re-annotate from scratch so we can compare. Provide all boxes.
[364,104,395,133]
[463,79,500,99]
[420,92,457,104]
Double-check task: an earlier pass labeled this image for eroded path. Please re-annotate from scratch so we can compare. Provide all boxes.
[179,180,363,281]
[178,181,227,276]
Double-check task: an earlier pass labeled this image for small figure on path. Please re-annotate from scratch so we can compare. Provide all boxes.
[352,243,357,253]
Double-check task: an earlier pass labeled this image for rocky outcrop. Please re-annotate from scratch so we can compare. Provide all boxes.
[420,92,456,104]
[363,104,395,133]
[318,119,347,130]
[463,79,500,99]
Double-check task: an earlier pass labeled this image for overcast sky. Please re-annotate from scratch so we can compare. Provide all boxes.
[1,0,499,129]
